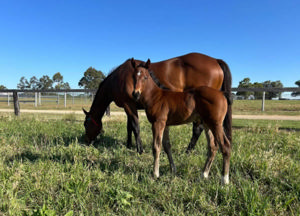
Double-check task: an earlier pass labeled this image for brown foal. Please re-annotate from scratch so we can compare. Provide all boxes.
[131,59,232,184]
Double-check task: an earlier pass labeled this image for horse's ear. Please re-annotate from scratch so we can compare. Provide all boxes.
[131,58,136,68]
[145,59,151,69]
[82,108,89,116]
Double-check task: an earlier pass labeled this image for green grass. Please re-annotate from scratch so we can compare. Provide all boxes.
[233,100,300,115]
[0,114,299,215]
[233,119,300,130]
[1,99,300,115]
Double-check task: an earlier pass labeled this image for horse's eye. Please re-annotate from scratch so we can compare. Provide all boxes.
[144,76,148,80]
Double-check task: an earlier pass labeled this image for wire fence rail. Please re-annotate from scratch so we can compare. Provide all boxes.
[0,88,299,116]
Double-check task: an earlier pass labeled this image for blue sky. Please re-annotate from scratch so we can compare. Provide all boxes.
[0,0,299,89]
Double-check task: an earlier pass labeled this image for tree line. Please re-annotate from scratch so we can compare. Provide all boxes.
[16,73,71,90]
[0,67,106,91]
[0,68,299,98]
[235,78,300,99]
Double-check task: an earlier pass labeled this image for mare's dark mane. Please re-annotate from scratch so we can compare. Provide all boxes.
[89,62,127,112]
[112,58,133,74]
[95,59,132,91]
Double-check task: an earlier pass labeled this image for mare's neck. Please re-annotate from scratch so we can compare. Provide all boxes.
[89,81,112,120]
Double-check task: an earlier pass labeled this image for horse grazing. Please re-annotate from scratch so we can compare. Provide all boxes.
[83,52,232,155]
[131,59,232,184]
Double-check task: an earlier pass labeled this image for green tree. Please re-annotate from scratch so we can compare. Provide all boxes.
[78,67,106,89]
[0,85,7,90]
[53,72,63,89]
[252,82,264,99]
[263,80,283,99]
[38,75,53,90]
[291,80,300,97]
[29,76,39,90]
[17,77,30,90]
[236,78,253,99]
[53,72,70,89]
[58,82,71,90]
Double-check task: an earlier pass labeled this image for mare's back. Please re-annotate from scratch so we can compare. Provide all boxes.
[150,53,223,91]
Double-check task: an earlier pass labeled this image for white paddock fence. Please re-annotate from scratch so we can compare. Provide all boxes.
[0,88,299,116]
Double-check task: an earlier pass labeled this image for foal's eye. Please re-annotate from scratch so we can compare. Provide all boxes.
[144,76,148,80]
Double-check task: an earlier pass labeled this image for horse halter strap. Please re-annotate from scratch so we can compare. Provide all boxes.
[90,116,100,127]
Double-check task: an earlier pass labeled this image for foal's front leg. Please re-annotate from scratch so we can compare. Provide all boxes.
[152,121,166,178]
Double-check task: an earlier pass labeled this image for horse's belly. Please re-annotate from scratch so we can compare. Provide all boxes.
[166,112,200,126]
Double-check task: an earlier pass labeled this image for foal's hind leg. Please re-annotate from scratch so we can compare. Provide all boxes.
[202,128,219,179]
[220,133,231,185]
[186,121,204,153]
[162,126,176,174]
[212,124,231,185]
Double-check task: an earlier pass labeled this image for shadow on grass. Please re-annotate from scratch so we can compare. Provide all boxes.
[91,134,124,151]
[5,150,41,165]
[4,133,136,174]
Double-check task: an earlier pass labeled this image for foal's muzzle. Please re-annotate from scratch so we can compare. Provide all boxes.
[132,91,141,101]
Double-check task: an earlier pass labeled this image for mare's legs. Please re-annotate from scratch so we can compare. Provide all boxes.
[186,121,204,153]
[126,115,133,148]
[162,127,176,174]
[211,124,231,185]
[152,121,166,178]
[124,104,143,154]
[202,128,219,178]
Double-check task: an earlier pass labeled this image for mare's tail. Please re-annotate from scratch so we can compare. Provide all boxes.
[217,59,233,143]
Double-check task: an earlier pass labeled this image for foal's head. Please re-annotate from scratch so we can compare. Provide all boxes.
[82,108,103,144]
[131,58,151,101]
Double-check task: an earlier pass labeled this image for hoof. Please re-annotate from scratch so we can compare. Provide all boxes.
[221,174,229,185]
[202,171,209,179]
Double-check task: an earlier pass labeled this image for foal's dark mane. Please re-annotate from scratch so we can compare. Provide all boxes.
[137,63,169,90]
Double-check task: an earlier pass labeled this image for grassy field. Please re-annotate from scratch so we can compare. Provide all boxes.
[1,98,300,115]
[0,113,299,215]
[233,100,300,115]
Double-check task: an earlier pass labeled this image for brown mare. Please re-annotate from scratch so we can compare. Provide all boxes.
[83,52,232,155]
[131,59,232,184]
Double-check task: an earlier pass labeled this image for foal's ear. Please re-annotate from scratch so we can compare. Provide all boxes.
[82,108,89,116]
[145,59,151,69]
[131,58,136,68]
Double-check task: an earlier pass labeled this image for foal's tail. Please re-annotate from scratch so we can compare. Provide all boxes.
[217,59,233,143]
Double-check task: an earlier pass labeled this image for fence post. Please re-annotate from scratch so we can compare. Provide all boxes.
[57,93,59,104]
[261,91,265,112]
[35,92,38,107]
[8,93,10,106]
[13,91,20,116]
[39,92,41,105]
[64,92,67,108]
